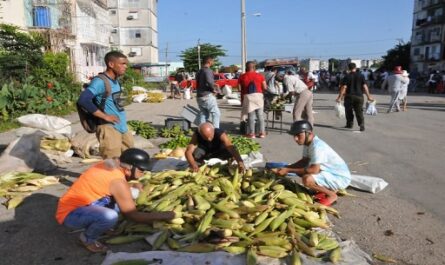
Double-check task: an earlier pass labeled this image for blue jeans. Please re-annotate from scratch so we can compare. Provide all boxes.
[248,108,265,134]
[197,94,220,128]
[63,197,119,243]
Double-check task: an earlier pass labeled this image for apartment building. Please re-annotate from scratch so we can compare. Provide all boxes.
[69,0,110,82]
[411,0,445,72]
[107,0,158,66]
[0,0,27,28]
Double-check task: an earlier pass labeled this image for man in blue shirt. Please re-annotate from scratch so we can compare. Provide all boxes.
[78,51,134,158]
[272,120,351,206]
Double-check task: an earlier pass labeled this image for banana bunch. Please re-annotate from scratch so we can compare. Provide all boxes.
[127,120,158,139]
[109,164,343,263]
[160,125,183,138]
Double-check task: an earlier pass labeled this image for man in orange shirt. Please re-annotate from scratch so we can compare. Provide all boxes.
[55,148,174,253]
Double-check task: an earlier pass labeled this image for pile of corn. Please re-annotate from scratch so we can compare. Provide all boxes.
[146,91,165,103]
[0,172,59,209]
[110,164,343,264]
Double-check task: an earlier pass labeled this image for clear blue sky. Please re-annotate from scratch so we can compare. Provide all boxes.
[158,0,413,66]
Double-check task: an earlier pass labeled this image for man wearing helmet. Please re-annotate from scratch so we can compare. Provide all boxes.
[272,120,351,206]
[55,148,175,253]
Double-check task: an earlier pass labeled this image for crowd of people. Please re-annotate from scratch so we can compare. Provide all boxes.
[63,52,422,254]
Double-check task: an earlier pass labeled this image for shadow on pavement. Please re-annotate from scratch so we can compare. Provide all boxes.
[0,193,104,265]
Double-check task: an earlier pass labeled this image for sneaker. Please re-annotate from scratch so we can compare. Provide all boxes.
[245,134,256,139]
[258,133,266,138]
[79,232,108,253]
[360,126,365,132]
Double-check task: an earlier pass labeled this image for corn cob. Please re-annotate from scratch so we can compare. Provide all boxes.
[330,247,342,263]
[152,230,169,250]
[254,212,269,226]
[308,231,319,247]
[106,235,145,245]
[269,206,295,231]
[246,247,258,265]
[223,246,246,255]
[257,245,288,258]
[290,249,302,265]
[167,237,181,250]
[193,194,211,210]
[316,237,339,250]
[178,243,216,253]
[250,216,275,236]
[195,208,216,239]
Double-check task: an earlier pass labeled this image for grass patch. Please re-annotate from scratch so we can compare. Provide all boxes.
[0,120,20,133]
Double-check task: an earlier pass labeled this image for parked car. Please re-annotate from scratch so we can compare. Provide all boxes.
[170,73,239,91]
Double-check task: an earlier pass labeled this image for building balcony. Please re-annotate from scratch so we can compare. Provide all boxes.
[415,15,445,27]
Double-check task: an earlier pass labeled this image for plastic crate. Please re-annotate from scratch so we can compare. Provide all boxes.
[165,118,191,131]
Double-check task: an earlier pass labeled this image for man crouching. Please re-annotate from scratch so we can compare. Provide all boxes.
[272,120,351,206]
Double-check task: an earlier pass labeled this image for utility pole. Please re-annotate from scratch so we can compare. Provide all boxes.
[241,0,246,73]
[165,42,168,79]
[197,39,201,70]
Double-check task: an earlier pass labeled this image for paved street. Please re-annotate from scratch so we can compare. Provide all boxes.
[0,90,444,265]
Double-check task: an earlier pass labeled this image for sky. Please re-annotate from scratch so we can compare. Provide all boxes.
[157,0,414,66]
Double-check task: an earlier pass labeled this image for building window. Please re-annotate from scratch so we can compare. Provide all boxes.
[128,0,141,8]
[128,30,142,39]
[110,10,116,15]
[414,48,420,55]
[130,47,142,57]
[127,11,138,20]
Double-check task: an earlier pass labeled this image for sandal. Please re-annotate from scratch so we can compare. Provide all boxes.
[79,233,108,253]
[313,192,327,201]
[317,197,337,207]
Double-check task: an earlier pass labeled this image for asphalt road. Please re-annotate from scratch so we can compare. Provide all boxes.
[0,89,444,265]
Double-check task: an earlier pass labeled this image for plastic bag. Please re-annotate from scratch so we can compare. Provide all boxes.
[365,100,377,115]
[349,174,388,193]
[335,102,345,118]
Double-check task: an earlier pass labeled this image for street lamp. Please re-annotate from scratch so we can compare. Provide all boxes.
[241,0,261,73]
[241,0,246,73]
[197,39,201,70]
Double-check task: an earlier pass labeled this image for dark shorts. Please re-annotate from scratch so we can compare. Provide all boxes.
[193,147,232,163]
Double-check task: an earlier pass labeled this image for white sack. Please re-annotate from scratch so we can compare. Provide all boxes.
[350,174,389,193]
[17,114,71,132]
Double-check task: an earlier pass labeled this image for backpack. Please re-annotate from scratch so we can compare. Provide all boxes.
[76,73,111,133]
[247,80,258,94]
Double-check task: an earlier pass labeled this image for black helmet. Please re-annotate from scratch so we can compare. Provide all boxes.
[288,120,313,135]
[120,148,150,171]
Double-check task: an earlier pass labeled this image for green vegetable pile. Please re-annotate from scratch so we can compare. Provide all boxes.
[160,125,193,138]
[230,136,261,155]
[127,120,158,139]
[159,134,191,149]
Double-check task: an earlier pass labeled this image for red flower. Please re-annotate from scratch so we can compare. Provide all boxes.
[46,96,53,102]
[47,82,53,89]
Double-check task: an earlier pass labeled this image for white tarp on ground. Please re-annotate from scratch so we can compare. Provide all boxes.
[101,240,372,265]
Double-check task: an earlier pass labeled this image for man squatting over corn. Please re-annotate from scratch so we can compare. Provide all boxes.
[272,120,351,206]
[55,148,175,253]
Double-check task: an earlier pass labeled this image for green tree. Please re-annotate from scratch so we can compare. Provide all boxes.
[381,42,411,71]
[328,58,340,73]
[180,43,226,72]
[0,24,46,81]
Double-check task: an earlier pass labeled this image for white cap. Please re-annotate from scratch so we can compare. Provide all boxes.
[402,70,409,77]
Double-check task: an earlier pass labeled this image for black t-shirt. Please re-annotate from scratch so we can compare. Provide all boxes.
[196,128,225,153]
[341,72,365,96]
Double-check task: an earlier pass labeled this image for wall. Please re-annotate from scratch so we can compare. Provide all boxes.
[0,0,26,28]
